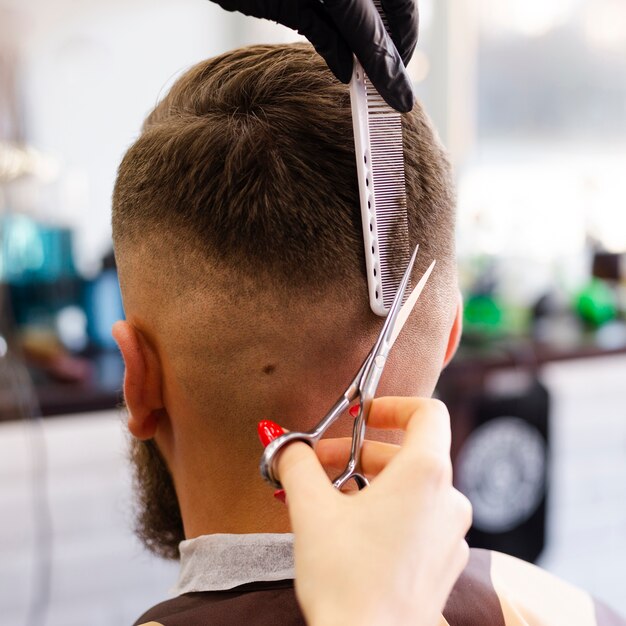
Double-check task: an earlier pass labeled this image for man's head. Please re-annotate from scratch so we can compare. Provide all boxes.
[111,43,460,559]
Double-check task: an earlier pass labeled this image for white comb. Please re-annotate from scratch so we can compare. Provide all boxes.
[349,1,411,317]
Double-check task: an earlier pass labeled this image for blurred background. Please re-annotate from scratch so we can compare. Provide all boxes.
[1,0,625,623]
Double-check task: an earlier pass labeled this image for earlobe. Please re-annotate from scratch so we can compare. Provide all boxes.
[443,291,463,368]
[112,320,161,440]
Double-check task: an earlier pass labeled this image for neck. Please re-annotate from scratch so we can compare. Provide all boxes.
[159,346,417,540]
[172,436,292,539]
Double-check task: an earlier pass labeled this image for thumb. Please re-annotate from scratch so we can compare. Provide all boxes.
[277,442,335,525]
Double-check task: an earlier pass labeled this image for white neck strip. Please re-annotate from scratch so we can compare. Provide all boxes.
[172,533,295,595]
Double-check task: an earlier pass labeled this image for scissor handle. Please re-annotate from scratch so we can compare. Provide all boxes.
[259,394,356,490]
[259,432,317,490]
[333,470,369,491]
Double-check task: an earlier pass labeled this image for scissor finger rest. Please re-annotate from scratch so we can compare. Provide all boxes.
[333,467,369,490]
[260,427,370,492]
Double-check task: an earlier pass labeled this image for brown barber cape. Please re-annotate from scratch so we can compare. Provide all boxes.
[135,549,625,626]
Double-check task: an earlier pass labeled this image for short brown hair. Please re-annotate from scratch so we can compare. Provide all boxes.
[112,43,456,559]
[112,43,455,295]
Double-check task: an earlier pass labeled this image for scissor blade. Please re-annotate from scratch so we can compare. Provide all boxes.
[388,260,436,349]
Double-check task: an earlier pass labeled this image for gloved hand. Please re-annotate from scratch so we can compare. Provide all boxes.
[210,0,418,113]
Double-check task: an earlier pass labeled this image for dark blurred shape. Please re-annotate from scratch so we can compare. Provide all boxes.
[532,290,567,321]
[454,378,550,563]
[439,326,626,564]
[592,251,625,282]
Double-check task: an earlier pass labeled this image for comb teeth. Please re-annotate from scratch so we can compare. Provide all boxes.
[350,57,411,315]
[366,84,411,309]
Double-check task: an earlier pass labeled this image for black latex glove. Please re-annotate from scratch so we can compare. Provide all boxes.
[211,0,418,113]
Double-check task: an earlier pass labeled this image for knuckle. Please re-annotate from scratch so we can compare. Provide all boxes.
[452,490,473,529]
[415,451,453,485]
[459,540,471,567]
[429,398,451,421]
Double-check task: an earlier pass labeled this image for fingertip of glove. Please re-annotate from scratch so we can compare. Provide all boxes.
[327,54,353,84]
[395,88,415,113]
[393,64,416,112]
[382,82,414,113]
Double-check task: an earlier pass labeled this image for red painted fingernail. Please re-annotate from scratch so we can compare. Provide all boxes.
[257,420,285,448]
[349,404,360,418]
[273,489,286,504]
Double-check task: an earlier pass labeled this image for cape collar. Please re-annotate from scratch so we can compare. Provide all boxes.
[172,533,295,595]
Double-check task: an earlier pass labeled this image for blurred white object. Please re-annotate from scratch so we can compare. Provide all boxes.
[0,142,60,184]
[56,306,88,352]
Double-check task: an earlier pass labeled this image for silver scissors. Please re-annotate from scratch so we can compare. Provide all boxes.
[260,245,436,491]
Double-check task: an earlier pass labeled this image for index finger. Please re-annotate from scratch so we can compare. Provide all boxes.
[367,397,451,458]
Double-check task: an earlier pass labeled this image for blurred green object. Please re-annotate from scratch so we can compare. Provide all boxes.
[464,294,504,334]
[575,279,617,328]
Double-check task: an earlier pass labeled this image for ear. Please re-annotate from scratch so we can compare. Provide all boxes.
[112,320,163,440]
[443,290,463,368]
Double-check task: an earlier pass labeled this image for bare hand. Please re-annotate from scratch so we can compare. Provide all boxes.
[277,397,472,626]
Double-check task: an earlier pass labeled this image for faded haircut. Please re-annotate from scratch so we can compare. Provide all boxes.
[112,43,456,559]
[112,43,455,297]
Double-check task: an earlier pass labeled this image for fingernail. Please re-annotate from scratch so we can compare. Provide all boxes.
[349,404,360,418]
[257,420,285,448]
[273,489,286,504]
